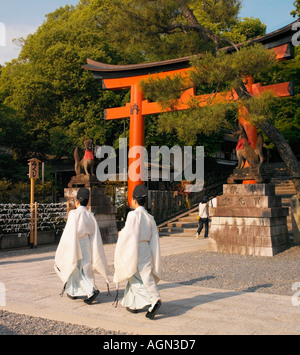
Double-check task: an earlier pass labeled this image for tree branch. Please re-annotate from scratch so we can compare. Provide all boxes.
[179,5,239,52]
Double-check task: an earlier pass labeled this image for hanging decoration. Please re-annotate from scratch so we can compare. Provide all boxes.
[0,203,67,238]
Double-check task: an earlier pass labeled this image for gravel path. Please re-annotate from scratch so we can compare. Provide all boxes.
[0,310,129,335]
[161,245,300,297]
[1,243,299,335]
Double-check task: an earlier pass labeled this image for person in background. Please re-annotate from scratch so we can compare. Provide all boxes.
[196,195,210,239]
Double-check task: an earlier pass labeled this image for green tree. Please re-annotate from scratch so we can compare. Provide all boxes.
[100,0,266,60]
[0,1,126,160]
[225,17,267,43]
[291,0,300,17]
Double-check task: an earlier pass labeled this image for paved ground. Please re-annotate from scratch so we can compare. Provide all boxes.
[0,237,300,335]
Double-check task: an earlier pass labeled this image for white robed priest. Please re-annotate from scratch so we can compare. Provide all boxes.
[54,188,109,305]
[113,185,162,319]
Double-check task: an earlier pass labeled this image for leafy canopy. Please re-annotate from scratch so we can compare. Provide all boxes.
[0,0,296,164]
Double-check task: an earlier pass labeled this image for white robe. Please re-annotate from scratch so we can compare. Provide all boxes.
[113,206,161,310]
[54,206,109,295]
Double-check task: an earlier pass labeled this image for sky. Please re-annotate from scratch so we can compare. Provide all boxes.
[0,0,297,65]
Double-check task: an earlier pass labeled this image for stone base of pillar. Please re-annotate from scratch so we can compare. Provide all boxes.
[208,184,290,257]
[227,166,268,184]
[64,175,118,244]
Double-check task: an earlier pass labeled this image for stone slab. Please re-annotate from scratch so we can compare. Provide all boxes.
[211,216,288,227]
[210,224,289,239]
[223,184,275,196]
[67,174,101,188]
[227,165,268,184]
[216,195,282,208]
[210,207,289,218]
[208,239,288,257]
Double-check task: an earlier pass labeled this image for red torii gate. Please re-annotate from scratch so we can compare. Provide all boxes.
[83,22,295,205]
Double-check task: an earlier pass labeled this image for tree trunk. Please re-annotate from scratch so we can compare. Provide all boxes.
[179,5,220,50]
[257,119,300,200]
[179,5,239,52]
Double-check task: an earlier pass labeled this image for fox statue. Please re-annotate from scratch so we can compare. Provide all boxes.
[74,139,95,176]
[235,124,264,169]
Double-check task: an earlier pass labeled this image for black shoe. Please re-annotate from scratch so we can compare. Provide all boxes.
[84,289,99,305]
[67,294,78,300]
[126,307,138,314]
[145,300,161,320]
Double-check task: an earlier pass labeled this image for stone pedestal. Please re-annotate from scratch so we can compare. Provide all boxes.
[64,174,118,244]
[68,174,100,188]
[208,184,290,257]
[227,166,268,184]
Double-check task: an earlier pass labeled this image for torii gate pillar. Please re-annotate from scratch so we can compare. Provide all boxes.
[128,84,145,204]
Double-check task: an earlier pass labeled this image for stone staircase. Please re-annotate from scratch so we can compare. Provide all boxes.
[158,207,200,238]
[264,162,298,240]
[274,180,296,239]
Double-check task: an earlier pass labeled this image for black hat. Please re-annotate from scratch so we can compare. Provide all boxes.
[77,188,90,204]
[133,185,147,199]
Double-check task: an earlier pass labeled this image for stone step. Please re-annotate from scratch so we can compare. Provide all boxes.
[166,222,198,228]
[178,216,198,222]
[274,180,294,241]
[281,197,293,202]
[159,231,198,238]
[276,188,295,192]
[160,227,198,234]
[276,191,295,196]
[275,184,296,194]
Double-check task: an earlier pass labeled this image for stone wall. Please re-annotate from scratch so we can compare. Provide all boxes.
[64,184,118,244]
[0,230,58,250]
